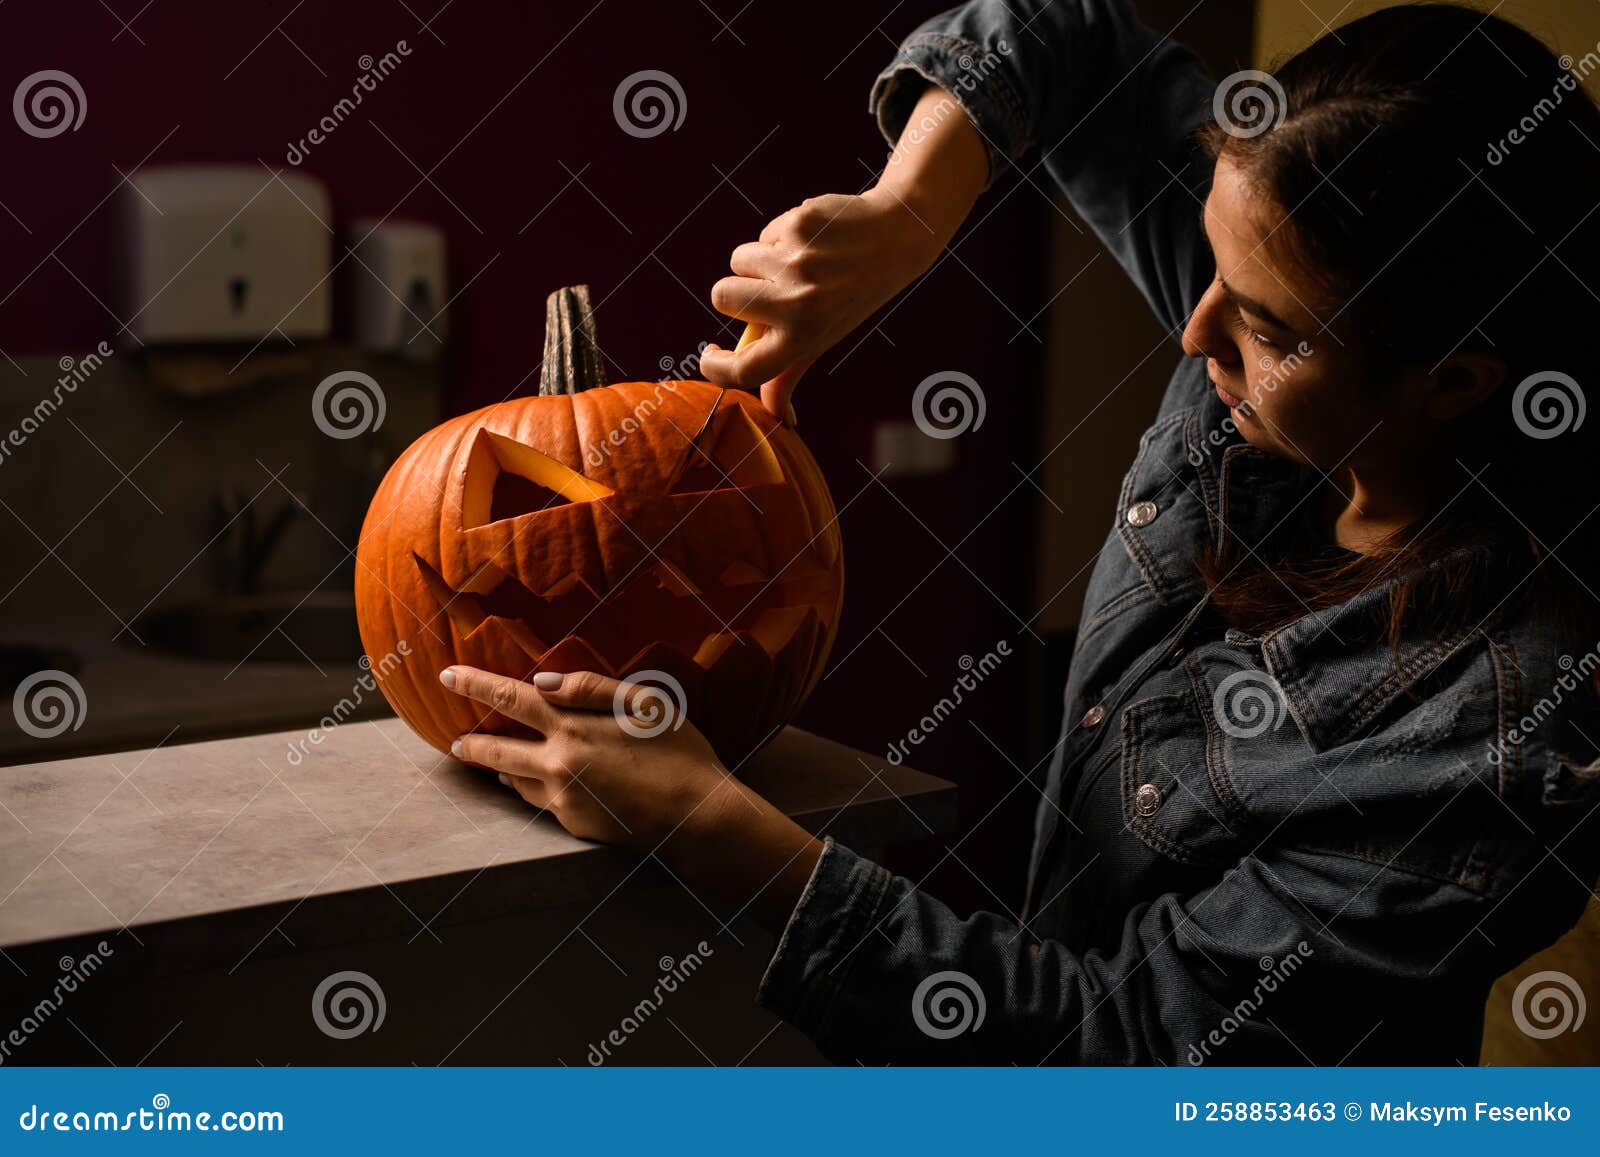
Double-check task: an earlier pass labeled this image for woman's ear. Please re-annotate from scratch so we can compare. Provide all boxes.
[1427,351,1507,421]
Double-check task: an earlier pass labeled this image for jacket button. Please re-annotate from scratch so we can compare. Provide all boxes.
[1134,783,1163,816]
[1126,500,1158,527]
[1081,704,1106,728]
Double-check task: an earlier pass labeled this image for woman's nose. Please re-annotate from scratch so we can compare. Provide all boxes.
[1181,281,1237,364]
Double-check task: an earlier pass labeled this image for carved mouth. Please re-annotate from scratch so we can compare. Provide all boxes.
[413,552,834,675]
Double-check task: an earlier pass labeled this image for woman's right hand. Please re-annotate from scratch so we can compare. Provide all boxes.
[701,187,943,419]
[701,86,989,420]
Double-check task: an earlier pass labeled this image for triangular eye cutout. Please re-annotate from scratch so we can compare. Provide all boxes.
[668,403,785,494]
[463,429,613,529]
[490,472,570,522]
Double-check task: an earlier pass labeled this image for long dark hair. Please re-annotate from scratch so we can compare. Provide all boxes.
[1196,3,1600,654]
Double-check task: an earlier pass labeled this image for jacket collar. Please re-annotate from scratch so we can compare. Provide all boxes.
[1260,559,1489,752]
[1216,444,1492,752]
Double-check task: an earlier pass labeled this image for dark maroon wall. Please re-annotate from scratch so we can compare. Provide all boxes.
[1,2,1037,384]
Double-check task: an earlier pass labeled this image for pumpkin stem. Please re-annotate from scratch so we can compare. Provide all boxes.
[539,285,608,395]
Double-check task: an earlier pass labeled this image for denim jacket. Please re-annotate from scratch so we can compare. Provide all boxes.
[757,0,1600,1064]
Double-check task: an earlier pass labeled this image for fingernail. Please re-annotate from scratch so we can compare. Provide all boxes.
[498,772,510,787]
[533,671,563,691]
[439,668,457,689]
[786,401,799,428]
[450,738,464,758]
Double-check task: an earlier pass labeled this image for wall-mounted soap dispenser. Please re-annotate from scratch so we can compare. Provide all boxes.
[116,165,333,347]
[349,218,447,361]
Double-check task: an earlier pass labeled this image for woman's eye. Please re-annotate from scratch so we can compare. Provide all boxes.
[1228,308,1277,350]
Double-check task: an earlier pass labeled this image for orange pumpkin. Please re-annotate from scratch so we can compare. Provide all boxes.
[354,286,844,766]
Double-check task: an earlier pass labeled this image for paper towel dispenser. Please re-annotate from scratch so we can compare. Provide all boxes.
[117,165,332,346]
[349,218,447,360]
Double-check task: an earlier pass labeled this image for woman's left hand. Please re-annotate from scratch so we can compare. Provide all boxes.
[440,665,826,930]
[439,666,746,852]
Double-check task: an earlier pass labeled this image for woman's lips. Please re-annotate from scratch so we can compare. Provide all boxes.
[1215,383,1243,408]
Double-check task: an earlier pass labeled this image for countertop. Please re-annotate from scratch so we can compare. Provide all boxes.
[0,717,956,973]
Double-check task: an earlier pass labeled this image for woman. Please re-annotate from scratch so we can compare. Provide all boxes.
[442,1,1600,1063]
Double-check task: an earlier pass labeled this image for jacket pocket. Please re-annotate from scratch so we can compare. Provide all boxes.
[1119,688,1252,867]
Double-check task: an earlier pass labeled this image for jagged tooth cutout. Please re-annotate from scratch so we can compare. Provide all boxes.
[473,616,549,664]
[786,543,835,579]
[759,608,822,723]
[718,560,768,586]
[416,408,834,676]
[653,559,700,597]
[617,641,706,701]
[538,635,615,677]
[414,556,550,657]
[418,551,835,672]
[414,553,487,635]
[695,634,775,759]
[542,572,602,600]
[693,632,740,668]
[748,605,814,654]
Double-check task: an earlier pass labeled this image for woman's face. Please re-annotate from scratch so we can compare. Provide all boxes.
[1181,156,1425,474]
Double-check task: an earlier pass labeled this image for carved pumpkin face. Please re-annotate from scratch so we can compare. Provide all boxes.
[355,380,844,764]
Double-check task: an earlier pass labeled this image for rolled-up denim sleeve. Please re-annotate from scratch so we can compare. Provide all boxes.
[758,839,1501,1064]
[870,0,1216,331]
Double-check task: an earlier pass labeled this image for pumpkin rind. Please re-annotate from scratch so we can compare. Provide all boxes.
[354,380,844,767]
